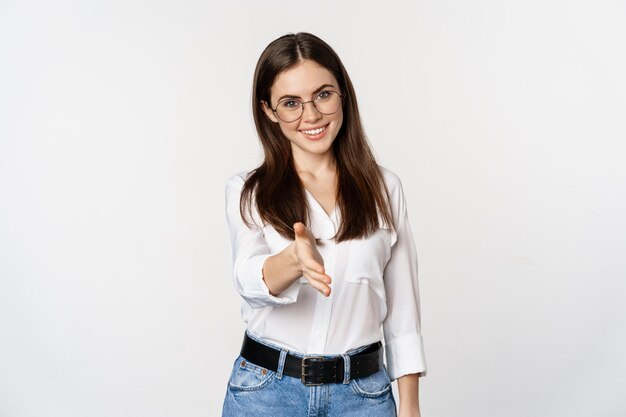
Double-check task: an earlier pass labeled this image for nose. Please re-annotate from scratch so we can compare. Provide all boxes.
[301,100,322,122]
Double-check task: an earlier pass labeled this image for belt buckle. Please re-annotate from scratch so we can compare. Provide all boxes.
[301,356,325,386]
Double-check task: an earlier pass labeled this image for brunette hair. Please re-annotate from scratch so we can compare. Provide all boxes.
[240,32,395,242]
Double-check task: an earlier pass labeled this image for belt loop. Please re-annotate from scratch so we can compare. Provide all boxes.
[276,349,288,380]
[341,354,350,384]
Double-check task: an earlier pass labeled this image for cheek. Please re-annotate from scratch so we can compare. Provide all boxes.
[335,106,344,123]
[333,111,344,132]
[277,122,297,139]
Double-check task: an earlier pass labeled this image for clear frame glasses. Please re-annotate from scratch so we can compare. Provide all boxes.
[271,90,343,123]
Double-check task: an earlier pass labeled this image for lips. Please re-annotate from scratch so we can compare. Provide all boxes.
[301,124,327,134]
[301,126,326,135]
[299,124,329,140]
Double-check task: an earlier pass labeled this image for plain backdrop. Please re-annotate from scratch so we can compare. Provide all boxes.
[1,0,625,416]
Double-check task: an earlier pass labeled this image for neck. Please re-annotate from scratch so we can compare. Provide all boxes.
[292,150,337,178]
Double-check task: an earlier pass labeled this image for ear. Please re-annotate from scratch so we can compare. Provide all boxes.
[261,100,279,123]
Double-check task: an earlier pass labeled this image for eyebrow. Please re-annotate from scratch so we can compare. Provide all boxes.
[276,84,337,103]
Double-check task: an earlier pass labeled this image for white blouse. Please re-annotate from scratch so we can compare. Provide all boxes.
[224,165,427,380]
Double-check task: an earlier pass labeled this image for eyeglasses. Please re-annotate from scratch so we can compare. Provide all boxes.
[271,90,343,123]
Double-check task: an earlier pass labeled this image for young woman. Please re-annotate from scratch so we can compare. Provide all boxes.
[222,32,427,417]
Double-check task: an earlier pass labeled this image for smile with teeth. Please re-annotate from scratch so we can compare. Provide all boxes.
[301,125,327,135]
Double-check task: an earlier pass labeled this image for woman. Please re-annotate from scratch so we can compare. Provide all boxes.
[222,32,427,417]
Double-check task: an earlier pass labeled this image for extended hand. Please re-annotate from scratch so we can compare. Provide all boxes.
[293,222,332,296]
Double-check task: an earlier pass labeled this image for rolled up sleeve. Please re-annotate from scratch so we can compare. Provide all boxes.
[382,179,427,380]
[225,173,301,308]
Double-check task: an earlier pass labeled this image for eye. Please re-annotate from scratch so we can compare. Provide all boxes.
[316,91,331,100]
[279,99,301,109]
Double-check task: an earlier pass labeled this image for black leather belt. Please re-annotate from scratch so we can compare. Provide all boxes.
[240,333,383,386]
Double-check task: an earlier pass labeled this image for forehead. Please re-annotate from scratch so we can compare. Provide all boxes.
[270,60,339,99]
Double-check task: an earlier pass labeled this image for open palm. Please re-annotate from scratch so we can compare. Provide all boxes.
[293,222,332,296]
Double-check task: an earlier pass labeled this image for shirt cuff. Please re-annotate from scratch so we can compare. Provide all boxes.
[384,333,428,381]
[237,254,301,308]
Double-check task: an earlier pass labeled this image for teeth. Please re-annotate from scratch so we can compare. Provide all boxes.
[303,126,326,135]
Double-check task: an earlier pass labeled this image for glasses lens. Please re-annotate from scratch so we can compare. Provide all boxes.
[276,99,303,123]
[314,91,342,115]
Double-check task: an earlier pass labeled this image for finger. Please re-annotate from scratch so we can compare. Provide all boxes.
[293,222,306,236]
[303,268,332,285]
[294,222,315,241]
[303,273,331,296]
[302,258,325,275]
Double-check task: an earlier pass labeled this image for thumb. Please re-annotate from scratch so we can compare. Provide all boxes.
[293,222,305,236]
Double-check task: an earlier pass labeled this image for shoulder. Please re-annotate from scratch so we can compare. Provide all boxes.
[377,164,406,199]
[225,168,255,190]
[377,164,408,228]
[224,168,263,226]
[224,169,256,210]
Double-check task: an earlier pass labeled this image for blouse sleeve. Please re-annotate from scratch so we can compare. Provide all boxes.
[225,173,302,309]
[382,177,428,380]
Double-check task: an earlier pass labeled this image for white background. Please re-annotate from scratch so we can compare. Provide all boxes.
[1,0,625,416]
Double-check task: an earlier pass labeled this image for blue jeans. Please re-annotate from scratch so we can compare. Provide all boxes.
[222,333,397,417]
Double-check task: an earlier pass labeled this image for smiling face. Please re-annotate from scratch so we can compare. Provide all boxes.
[262,59,344,164]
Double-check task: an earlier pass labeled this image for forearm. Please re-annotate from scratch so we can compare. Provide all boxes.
[397,373,421,417]
[262,242,302,295]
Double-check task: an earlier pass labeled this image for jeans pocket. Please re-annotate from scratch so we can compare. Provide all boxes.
[228,356,276,392]
[349,367,392,398]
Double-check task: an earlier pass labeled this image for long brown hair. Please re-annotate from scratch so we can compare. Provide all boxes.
[241,32,395,242]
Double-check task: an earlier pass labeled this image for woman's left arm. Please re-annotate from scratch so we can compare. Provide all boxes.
[381,173,427,413]
[397,373,421,417]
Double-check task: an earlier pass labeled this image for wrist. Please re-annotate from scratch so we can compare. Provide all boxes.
[399,403,420,411]
[398,403,421,417]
